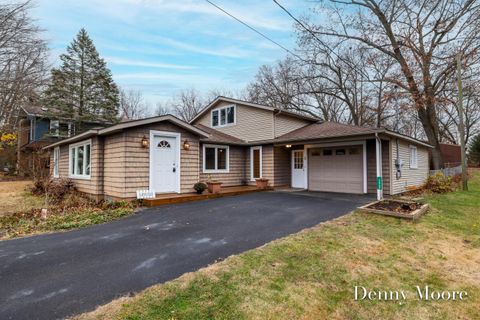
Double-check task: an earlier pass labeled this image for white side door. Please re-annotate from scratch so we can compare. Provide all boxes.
[291,150,305,188]
[150,134,179,193]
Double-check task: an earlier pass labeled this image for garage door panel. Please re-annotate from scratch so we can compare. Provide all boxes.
[308,146,363,194]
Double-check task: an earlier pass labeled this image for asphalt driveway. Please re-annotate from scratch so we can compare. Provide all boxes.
[0,191,373,320]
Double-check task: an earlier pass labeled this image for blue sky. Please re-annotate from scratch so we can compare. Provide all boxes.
[32,0,309,108]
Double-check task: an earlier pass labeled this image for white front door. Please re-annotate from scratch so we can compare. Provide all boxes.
[291,150,305,188]
[150,132,180,193]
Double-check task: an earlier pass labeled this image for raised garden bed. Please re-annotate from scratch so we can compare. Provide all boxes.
[357,199,429,220]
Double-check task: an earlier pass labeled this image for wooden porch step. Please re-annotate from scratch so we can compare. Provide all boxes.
[143,186,273,207]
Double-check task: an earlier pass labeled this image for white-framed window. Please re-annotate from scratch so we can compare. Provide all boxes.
[250,146,262,180]
[409,145,418,169]
[69,139,92,179]
[203,144,229,173]
[211,105,235,127]
[53,147,60,178]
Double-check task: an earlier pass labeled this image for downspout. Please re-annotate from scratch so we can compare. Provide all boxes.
[375,132,383,200]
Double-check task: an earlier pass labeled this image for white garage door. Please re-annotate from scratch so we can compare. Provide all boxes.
[308,146,364,194]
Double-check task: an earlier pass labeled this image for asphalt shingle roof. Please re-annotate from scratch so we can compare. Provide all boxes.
[274,121,376,142]
[195,124,246,145]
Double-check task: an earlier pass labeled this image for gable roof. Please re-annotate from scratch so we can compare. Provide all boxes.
[194,124,245,145]
[44,114,209,149]
[190,96,320,124]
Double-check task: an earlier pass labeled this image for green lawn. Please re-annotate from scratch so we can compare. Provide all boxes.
[76,171,480,320]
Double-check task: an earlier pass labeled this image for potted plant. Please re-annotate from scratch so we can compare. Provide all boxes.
[255,178,269,189]
[193,182,207,194]
[206,175,222,194]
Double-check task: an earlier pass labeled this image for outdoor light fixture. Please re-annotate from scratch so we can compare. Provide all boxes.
[286,144,292,148]
[141,135,149,148]
[183,139,191,150]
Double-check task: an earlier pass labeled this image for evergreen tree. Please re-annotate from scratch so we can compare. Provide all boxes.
[44,28,119,131]
[468,134,480,167]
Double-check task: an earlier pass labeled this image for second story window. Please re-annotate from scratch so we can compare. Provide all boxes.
[50,120,74,138]
[211,105,235,127]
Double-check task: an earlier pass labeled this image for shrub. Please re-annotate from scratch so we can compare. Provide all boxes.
[31,178,48,195]
[46,178,76,203]
[194,182,207,194]
[424,172,455,193]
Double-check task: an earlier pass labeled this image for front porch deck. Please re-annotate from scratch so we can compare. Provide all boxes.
[143,185,273,207]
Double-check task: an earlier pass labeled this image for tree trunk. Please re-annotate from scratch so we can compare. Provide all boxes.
[418,106,443,169]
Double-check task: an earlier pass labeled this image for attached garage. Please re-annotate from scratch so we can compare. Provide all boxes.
[308,145,365,194]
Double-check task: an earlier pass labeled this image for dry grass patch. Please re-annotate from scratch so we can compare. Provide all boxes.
[0,180,44,215]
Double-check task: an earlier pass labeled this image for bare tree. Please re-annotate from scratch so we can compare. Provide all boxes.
[171,88,204,122]
[153,102,171,116]
[0,1,49,130]
[296,0,480,168]
[119,89,149,120]
[438,78,480,145]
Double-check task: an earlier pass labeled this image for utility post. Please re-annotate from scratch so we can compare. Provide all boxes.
[456,52,468,191]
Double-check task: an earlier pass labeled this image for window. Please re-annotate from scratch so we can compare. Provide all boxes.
[409,145,418,169]
[212,110,219,127]
[53,147,60,178]
[250,146,262,180]
[294,151,303,169]
[50,120,74,137]
[203,145,229,172]
[69,140,91,179]
[335,149,346,155]
[211,105,235,127]
[323,149,332,156]
[157,140,171,148]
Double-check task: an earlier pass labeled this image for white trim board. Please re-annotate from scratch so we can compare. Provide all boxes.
[250,146,263,181]
[149,130,181,194]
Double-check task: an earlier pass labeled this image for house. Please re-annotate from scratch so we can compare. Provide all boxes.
[44,96,432,201]
[17,105,109,176]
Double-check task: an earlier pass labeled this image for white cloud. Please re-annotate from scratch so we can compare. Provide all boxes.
[105,56,196,69]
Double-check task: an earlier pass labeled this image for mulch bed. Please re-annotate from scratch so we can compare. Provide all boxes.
[358,199,429,220]
[368,200,422,214]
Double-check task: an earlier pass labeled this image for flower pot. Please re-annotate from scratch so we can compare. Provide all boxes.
[207,182,222,194]
[256,178,269,189]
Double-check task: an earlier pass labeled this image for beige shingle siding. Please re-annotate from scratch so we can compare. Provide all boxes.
[51,137,104,199]
[51,122,201,200]
[366,139,390,195]
[104,122,201,199]
[274,114,312,138]
[391,139,429,194]
[273,146,291,186]
[199,146,247,186]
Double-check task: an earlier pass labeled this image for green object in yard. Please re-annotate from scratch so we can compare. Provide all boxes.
[377,177,383,190]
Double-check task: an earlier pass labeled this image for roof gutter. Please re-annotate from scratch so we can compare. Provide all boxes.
[42,129,99,150]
